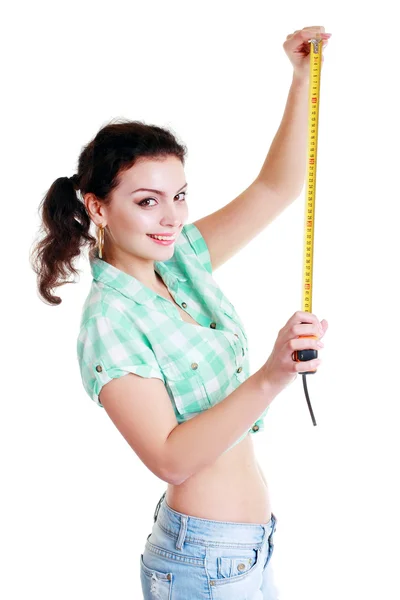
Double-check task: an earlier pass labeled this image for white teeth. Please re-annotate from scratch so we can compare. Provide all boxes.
[149,234,175,241]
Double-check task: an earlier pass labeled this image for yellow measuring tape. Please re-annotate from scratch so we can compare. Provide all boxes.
[302,38,322,316]
[293,37,323,426]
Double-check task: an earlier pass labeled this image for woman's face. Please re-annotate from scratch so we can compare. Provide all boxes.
[89,155,189,262]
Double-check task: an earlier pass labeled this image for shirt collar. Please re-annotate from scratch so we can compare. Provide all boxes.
[89,254,187,306]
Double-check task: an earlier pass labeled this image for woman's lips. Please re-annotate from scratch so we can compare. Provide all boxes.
[147,234,175,246]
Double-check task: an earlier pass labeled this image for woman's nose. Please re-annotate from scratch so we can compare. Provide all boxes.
[160,214,181,227]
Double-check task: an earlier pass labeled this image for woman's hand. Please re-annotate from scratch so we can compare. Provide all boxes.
[260,311,329,393]
[283,26,332,81]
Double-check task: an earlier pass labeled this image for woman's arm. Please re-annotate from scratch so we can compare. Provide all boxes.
[256,27,331,200]
[256,74,309,200]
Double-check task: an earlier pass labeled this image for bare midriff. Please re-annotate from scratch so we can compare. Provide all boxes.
[166,433,271,524]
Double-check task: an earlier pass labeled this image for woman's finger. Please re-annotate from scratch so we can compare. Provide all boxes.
[284,28,331,50]
[280,322,322,343]
[288,310,322,327]
[295,358,321,373]
[301,26,326,32]
[290,322,323,339]
[288,336,323,354]
[280,313,322,344]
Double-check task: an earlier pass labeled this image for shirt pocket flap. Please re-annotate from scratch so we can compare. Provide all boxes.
[161,355,210,416]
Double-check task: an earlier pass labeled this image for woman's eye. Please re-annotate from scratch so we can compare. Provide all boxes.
[138,191,187,207]
[138,198,157,207]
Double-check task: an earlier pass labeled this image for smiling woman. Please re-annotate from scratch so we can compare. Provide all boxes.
[29,117,281,600]
[29,119,189,305]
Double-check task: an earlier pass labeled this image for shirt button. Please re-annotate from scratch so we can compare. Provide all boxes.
[181,302,187,308]
[191,363,198,370]
[252,424,259,432]
[236,366,242,373]
[210,322,216,329]
[95,365,103,373]
[234,333,239,338]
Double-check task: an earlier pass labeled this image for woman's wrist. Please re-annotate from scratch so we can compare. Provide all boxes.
[253,368,284,404]
[291,71,310,87]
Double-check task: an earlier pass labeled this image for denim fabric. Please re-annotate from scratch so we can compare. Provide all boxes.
[140,491,280,599]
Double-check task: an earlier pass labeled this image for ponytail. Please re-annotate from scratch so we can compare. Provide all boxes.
[30,176,96,305]
[30,118,187,305]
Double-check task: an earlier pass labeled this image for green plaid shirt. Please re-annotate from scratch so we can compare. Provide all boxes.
[76,222,269,452]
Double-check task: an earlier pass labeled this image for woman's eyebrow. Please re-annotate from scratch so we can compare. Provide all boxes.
[131,183,188,195]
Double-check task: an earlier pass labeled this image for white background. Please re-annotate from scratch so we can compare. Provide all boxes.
[2,1,399,598]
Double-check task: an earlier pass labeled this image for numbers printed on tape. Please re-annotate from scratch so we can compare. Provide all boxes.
[302,38,322,315]
[293,38,323,371]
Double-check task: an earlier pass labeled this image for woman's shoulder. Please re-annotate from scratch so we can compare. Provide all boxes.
[168,222,213,276]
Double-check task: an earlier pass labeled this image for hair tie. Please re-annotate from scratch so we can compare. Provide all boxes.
[69,174,80,188]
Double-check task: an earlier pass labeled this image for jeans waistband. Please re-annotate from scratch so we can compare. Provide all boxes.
[152,490,277,549]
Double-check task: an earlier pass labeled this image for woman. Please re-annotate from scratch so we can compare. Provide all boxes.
[30,26,330,600]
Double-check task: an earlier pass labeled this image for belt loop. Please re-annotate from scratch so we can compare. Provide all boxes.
[262,525,268,545]
[153,490,167,523]
[176,514,188,551]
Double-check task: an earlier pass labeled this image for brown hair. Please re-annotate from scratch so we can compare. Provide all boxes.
[30,118,188,305]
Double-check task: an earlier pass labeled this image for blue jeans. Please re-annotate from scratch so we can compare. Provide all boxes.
[140,491,280,599]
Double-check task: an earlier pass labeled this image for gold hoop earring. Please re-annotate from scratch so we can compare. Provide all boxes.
[97,224,104,259]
